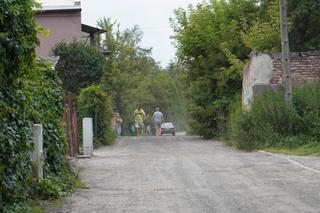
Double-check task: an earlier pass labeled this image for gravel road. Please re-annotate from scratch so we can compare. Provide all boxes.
[59,136,320,213]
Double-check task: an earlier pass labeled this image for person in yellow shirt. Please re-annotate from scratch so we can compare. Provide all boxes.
[133,106,146,136]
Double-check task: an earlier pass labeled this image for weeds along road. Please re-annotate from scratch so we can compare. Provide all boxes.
[60,136,320,213]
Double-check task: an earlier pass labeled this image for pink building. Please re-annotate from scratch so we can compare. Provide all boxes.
[35,0,107,59]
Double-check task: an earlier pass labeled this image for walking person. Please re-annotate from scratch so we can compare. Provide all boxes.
[111,112,117,134]
[133,106,146,136]
[152,107,165,136]
[115,113,122,136]
[144,115,151,136]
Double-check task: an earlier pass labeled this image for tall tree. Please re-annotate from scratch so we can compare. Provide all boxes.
[52,41,106,94]
[241,0,280,51]
[243,0,320,52]
[171,0,259,138]
[288,0,320,51]
[98,18,186,133]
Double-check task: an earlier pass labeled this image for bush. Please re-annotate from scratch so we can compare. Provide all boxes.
[229,84,320,150]
[0,0,39,208]
[187,96,233,139]
[3,202,42,213]
[31,170,80,200]
[3,169,80,213]
[23,61,67,175]
[0,61,72,209]
[1,1,76,208]
[77,86,115,146]
[32,179,63,200]
[0,88,34,208]
[52,41,106,94]
[293,84,320,139]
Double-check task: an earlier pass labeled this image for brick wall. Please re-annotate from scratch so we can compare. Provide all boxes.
[242,51,320,108]
[270,52,320,90]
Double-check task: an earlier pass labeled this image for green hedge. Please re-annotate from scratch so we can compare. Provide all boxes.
[77,85,115,146]
[23,61,67,175]
[1,0,38,207]
[1,1,77,210]
[0,86,34,208]
[52,41,106,94]
[229,84,320,150]
[0,61,73,210]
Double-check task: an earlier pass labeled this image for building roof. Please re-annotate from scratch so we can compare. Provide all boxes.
[37,56,60,66]
[82,24,106,34]
[35,0,81,11]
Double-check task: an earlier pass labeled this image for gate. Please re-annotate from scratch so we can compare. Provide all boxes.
[63,93,79,157]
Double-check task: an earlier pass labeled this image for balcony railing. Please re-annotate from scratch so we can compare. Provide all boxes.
[35,0,81,10]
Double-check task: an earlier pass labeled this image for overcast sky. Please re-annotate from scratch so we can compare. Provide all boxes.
[81,0,205,67]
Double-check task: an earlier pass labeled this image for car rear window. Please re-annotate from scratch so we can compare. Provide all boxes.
[162,123,174,128]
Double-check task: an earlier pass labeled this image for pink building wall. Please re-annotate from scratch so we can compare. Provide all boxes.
[35,9,81,58]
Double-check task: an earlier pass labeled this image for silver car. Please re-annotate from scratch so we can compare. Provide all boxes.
[160,122,176,136]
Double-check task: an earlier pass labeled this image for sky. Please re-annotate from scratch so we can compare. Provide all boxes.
[81,0,205,67]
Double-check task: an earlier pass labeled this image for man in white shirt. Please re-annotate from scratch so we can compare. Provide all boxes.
[152,107,165,136]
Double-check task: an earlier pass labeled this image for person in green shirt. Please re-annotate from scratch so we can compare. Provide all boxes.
[133,106,146,136]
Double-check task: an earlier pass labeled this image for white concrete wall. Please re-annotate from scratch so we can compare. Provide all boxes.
[83,118,93,156]
[31,124,44,180]
[242,53,273,109]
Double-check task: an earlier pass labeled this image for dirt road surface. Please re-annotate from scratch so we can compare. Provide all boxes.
[59,136,320,213]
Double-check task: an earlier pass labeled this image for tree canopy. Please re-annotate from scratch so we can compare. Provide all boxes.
[171,0,259,137]
[98,18,187,133]
[1,0,69,208]
[171,0,320,138]
[288,0,320,51]
[52,41,106,94]
[0,0,38,88]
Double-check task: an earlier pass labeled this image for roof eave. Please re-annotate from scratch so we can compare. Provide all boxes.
[82,24,106,34]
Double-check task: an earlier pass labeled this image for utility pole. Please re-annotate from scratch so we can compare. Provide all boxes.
[279,0,293,106]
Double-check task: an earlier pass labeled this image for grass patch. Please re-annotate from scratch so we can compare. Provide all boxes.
[4,167,84,213]
[265,143,320,156]
[2,202,44,213]
[28,197,69,213]
[23,174,83,213]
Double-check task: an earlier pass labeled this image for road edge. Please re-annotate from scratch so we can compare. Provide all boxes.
[259,150,320,175]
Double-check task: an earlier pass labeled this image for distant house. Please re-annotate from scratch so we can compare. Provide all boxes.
[34,0,108,59]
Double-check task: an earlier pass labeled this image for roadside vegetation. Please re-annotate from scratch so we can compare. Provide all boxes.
[52,41,106,95]
[171,0,320,154]
[1,2,188,210]
[52,40,116,147]
[265,145,320,156]
[1,0,319,210]
[77,85,115,146]
[1,1,82,212]
[229,84,320,153]
[97,18,187,133]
